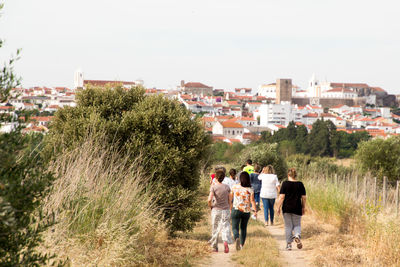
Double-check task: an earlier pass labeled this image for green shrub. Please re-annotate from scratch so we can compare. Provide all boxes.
[235,143,287,180]
[45,86,210,233]
[0,131,56,266]
[355,136,400,181]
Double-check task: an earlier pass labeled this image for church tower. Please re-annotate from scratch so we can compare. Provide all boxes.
[307,73,320,98]
[74,68,84,89]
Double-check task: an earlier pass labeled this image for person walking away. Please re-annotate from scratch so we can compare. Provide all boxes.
[242,159,254,175]
[223,168,238,189]
[230,171,257,251]
[276,168,306,251]
[208,170,233,253]
[250,163,262,213]
[258,165,280,226]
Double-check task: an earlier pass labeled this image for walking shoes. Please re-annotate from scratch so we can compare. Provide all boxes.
[224,241,229,253]
[235,238,241,251]
[294,236,303,249]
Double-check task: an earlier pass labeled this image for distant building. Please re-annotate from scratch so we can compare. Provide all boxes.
[180,80,213,95]
[276,79,292,104]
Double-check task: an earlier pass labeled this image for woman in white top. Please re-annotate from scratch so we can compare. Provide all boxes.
[258,165,280,226]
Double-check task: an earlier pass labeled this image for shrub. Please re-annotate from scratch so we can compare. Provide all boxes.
[235,143,287,180]
[0,131,56,266]
[355,136,400,181]
[42,135,191,266]
[45,86,210,233]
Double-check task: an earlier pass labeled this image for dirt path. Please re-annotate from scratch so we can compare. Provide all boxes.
[265,219,310,267]
[197,242,239,267]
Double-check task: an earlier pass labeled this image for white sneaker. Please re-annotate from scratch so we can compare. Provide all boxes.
[286,243,292,250]
[251,214,256,220]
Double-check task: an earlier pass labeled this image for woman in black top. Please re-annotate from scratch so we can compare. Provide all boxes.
[276,168,306,250]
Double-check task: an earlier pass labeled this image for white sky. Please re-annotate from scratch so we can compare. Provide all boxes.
[1,0,400,93]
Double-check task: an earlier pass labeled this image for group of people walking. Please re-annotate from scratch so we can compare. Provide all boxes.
[208,160,306,253]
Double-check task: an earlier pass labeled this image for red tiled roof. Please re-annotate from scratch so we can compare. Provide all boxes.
[30,116,54,122]
[201,117,216,122]
[226,101,240,105]
[320,113,336,118]
[303,113,318,118]
[371,87,386,92]
[239,117,256,121]
[330,83,369,88]
[326,87,355,93]
[275,124,286,129]
[0,106,14,110]
[221,121,244,128]
[331,105,345,109]
[84,80,135,86]
[184,82,212,88]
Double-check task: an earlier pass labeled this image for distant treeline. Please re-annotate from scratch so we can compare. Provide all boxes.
[260,120,370,158]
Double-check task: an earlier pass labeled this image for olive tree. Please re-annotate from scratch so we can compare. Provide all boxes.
[46,86,210,233]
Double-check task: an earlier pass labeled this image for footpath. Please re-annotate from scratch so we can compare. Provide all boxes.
[196,212,311,267]
[265,217,310,267]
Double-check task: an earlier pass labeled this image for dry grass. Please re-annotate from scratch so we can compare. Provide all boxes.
[40,137,209,266]
[232,219,281,267]
[302,169,400,267]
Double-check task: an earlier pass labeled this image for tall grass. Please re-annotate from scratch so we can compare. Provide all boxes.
[290,157,400,266]
[40,136,198,266]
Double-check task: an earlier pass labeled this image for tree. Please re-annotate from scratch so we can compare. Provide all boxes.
[235,143,287,180]
[45,86,211,233]
[0,3,56,265]
[355,136,400,181]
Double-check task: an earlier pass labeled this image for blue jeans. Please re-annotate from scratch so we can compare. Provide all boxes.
[254,192,260,205]
[262,198,275,223]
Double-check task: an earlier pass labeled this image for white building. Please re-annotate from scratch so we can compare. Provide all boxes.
[259,102,293,126]
[321,88,357,99]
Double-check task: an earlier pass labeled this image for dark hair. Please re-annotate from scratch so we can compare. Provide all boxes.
[240,165,246,170]
[216,170,225,183]
[246,159,252,165]
[229,168,237,178]
[254,163,261,173]
[240,171,251,187]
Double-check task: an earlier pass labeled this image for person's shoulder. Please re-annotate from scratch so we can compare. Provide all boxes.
[232,184,240,189]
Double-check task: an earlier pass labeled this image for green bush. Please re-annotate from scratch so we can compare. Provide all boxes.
[45,86,210,233]
[235,143,287,180]
[355,136,400,181]
[0,131,56,266]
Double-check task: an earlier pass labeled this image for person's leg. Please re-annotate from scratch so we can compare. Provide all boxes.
[210,209,222,250]
[283,213,294,244]
[254,192,260,208]
[262,198,269,223]
[268,198,275,224]
[292,214,302,238]
[231,209,240,241]
[239,212,251,246]
[221,209,233,244]
[292,214,303,249]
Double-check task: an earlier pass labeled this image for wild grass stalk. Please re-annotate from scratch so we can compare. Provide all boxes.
[299,164,400,266]
[40,135,202,266]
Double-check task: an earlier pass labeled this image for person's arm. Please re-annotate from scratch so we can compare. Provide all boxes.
[229,192,233,211]
[301,195,307,215]
[276,194,285,216]
[207,190,214,210]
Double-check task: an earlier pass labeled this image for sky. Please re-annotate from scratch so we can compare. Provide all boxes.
[1,0,400,93]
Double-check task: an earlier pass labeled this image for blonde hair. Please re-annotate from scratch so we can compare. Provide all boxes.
[263,165,275,174]
[288,168,297,179]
